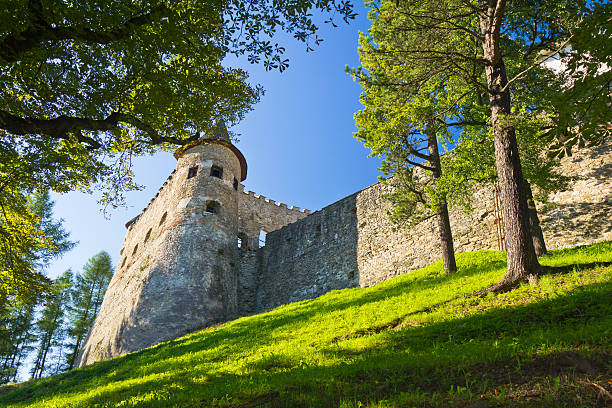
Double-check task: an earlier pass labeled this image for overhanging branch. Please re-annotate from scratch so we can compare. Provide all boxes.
[0,109,199,150]
[0,5,169,63]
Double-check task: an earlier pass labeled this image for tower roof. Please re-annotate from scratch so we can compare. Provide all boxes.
[174,122,247,181]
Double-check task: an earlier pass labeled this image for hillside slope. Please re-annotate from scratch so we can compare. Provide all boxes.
[1,242,611,407]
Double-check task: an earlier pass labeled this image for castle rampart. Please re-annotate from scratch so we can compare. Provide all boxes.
[78,137,311,366]
[253,137,611,309]
[79,135,610,367]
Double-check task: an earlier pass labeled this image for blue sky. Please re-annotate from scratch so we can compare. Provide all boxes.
[46,4,382,279]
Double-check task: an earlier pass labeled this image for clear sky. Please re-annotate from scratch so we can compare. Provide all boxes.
[46,4,382,280]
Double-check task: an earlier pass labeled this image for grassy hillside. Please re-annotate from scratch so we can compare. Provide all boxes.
[1,242,611,407]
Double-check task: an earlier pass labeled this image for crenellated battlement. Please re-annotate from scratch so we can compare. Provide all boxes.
[242,190,311,214]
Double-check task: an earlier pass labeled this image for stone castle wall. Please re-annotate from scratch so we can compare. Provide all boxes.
[78,141,310,366]
[256,194,360,311]
[238,190,310,250]
[80,138,610,366]
[253,140,611,309]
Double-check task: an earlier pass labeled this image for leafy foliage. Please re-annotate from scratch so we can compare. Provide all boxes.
[0,1,262,206]
[0,192,74,311]
[352,0,476,226]
[352,0,573,226]
[0,0,358,302]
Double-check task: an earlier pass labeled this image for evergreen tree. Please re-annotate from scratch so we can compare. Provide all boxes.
[353,68,461,272]
[65,252,113,370]
[1,191,76,313]
[0,297,37,383]
[0,192,73,383]
[29,270,72,379]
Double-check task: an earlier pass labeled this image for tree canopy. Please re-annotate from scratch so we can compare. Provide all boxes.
[0,192,74,308]
[353,0,609,288]
[0,0,357,301]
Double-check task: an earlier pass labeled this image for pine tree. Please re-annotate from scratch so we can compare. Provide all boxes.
[0,297,37,383]
[65,252,113,370]
[29,270,72,379]
[0,192,73,383]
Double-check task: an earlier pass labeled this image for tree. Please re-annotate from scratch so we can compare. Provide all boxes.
[357,0,609,290]
[0,192,75,319]
[0,0,358,204]
[438,123,571,256]
[1,193,72,383]
[30,270,72,379]
[65,252,113,370]
[0,0,357,301]
[353,39,461,272]
[0,296,38,384]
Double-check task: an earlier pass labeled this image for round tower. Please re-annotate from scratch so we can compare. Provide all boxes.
[169,127,247,321]
[77,124,248,366]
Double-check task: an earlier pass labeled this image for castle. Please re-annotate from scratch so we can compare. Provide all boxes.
[77,127,611,367]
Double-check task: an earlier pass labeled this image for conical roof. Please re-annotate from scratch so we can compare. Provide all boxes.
[211,120,230,141]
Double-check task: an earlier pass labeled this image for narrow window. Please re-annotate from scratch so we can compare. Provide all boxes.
[258,230,267,248]
[144,228,152,242]
[205,200,220,214]
[132,244,138,255]
[120,248,124,256]
[159,212,167,226]
[210,165,223,179]
[233,178,238,191]
[187,166,198,179]
[237,232,248,249]
[121,258,127,268]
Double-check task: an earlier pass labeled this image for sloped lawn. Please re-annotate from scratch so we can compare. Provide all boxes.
[1,241,610,407]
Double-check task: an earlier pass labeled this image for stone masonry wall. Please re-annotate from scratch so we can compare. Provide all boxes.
[536,140,611,249]
[256,195,360,311]
[238,191,310,250]
[254,140,611,309]
[80,139,609,366]
[79,143,246,366]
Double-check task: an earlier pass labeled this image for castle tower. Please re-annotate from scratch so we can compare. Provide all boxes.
[77,124,248,366]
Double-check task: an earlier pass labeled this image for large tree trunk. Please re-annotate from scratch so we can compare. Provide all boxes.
[427,131,457,273]
[479,0,540,290]
[524,181,547,256]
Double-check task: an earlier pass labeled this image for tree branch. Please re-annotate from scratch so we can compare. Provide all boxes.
[406,143,432,161]
[405,158,435,172]
[0,110,199,150]
[0,5,169,63]
[501,36,573,93]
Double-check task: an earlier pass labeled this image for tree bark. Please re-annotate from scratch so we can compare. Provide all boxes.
[524,181,547,256]
[479,0,540,290]
[427,131,457,273]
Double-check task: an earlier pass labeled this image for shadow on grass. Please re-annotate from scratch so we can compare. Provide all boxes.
[540,261,612,276]
[2,275,610,408]
[2,245,609,405]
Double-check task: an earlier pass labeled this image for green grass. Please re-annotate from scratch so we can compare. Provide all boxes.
[1,242,611,407]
